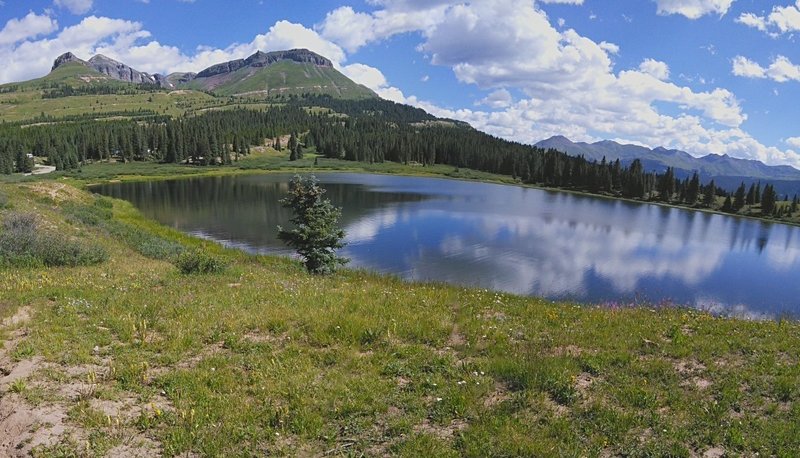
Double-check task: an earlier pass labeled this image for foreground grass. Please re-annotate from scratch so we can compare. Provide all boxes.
[1,182,799,457]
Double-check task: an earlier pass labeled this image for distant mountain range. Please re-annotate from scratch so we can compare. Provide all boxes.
[49,48,377,99]
[536,135,800,195]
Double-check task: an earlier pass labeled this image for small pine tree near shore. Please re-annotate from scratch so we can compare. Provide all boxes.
[277,175,348,274]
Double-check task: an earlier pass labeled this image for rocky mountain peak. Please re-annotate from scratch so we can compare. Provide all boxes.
[195,48,333,79]
[51,52,87,71]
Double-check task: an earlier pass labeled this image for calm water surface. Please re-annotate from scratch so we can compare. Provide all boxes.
[93,173,800,319]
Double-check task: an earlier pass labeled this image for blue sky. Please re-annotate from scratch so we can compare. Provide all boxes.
[1,0,800,167]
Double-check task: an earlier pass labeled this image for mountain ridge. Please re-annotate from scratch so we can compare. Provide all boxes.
[48,48,376,99]
[536,135,800,181]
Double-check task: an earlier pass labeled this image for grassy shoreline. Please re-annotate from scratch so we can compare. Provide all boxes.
[0,164,799,456]
[8,148,793,230]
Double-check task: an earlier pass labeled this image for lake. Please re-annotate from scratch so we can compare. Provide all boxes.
[93,173,800,319]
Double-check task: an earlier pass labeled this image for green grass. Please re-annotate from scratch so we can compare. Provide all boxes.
[1,181,800,456]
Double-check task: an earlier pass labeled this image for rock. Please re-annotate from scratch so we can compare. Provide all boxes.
[195,48,333,79]
[51,52,87,71]
[163,72,197,88]
[87,54,158,85]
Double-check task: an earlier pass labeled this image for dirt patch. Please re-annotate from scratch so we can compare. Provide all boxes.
[0,356,43,390]
[0,305,170,455]
[176,341,227,370]
[575,373,593,392]
[0,306,38,390]
[0,306,73,455]
[2,306,31,328]
[0,395,71,456]
[674,359,706,375]
[106,437,162,458]
[703,446,725,457]
[483,382,511,408]
[674,359,711,390]
[413,417,468,441]
[23,182,86,204]
[446,324,466,348]
[551,345,584,357]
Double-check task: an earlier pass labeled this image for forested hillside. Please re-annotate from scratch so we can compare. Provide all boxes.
[2,95,796,221]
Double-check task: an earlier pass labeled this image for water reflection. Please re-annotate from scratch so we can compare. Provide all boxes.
[93,173,800,319]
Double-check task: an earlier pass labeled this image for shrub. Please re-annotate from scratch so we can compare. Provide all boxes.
[0,212,108,268]
[63,200,113,226]
[64,200,185,262]
[104,220,184,261]
[174,250,225,274]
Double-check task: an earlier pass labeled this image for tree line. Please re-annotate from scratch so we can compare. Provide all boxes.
[0,95,795,218]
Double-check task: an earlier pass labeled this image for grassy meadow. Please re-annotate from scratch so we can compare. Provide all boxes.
[0,157,799,457]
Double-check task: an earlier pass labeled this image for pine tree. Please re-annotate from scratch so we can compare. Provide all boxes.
[755,182,761,204]
[733,182,746,210]
[761,184,777,215]
[746,183,756,206]
[685,172,700,205]
[277,175,348,274]
[722,195,733,213]
[702,180,716,207]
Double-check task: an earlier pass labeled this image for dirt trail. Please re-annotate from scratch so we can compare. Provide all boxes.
[0,306,59,456]
[0,305,168,456]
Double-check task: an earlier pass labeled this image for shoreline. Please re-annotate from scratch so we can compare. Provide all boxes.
[60,157,800,230]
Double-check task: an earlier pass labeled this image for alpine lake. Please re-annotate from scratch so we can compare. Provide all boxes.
[92,172,800,319]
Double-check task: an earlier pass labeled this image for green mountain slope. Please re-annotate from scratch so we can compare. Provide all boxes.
[184,50,377,99]
[1,62,117,92]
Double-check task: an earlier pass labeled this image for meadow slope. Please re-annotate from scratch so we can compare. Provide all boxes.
[0,175,799,457]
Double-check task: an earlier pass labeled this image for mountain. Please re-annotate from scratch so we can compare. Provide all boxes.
[46,49,377,99]
[537,136,800,180]
[51,52,170,86]
[183,49,377,99]
[536,135,800,195]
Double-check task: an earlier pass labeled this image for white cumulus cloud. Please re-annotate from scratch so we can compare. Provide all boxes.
[737,1,800,35]
[0,12,58,47]
[786,137,800,148]
[639,58,670,81]
[732,55,800,83]
[327,0,797,167]
[654,0,736,19]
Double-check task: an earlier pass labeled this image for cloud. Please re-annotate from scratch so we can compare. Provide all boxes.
[317,4,450,53]
[732,55,800,82]
[340,62,406,102]
[0,11,403,108]
[319,0,800,167]
[731,55,766,78]
[54,0,93,15]
[786,137,800,148]
[477,89,513,109]
[639,58,670,80]
[735,12,767,31]
[0,3,798,168]
[0,12,58,47]
[653,0,736,19]
[737,1,800,35]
